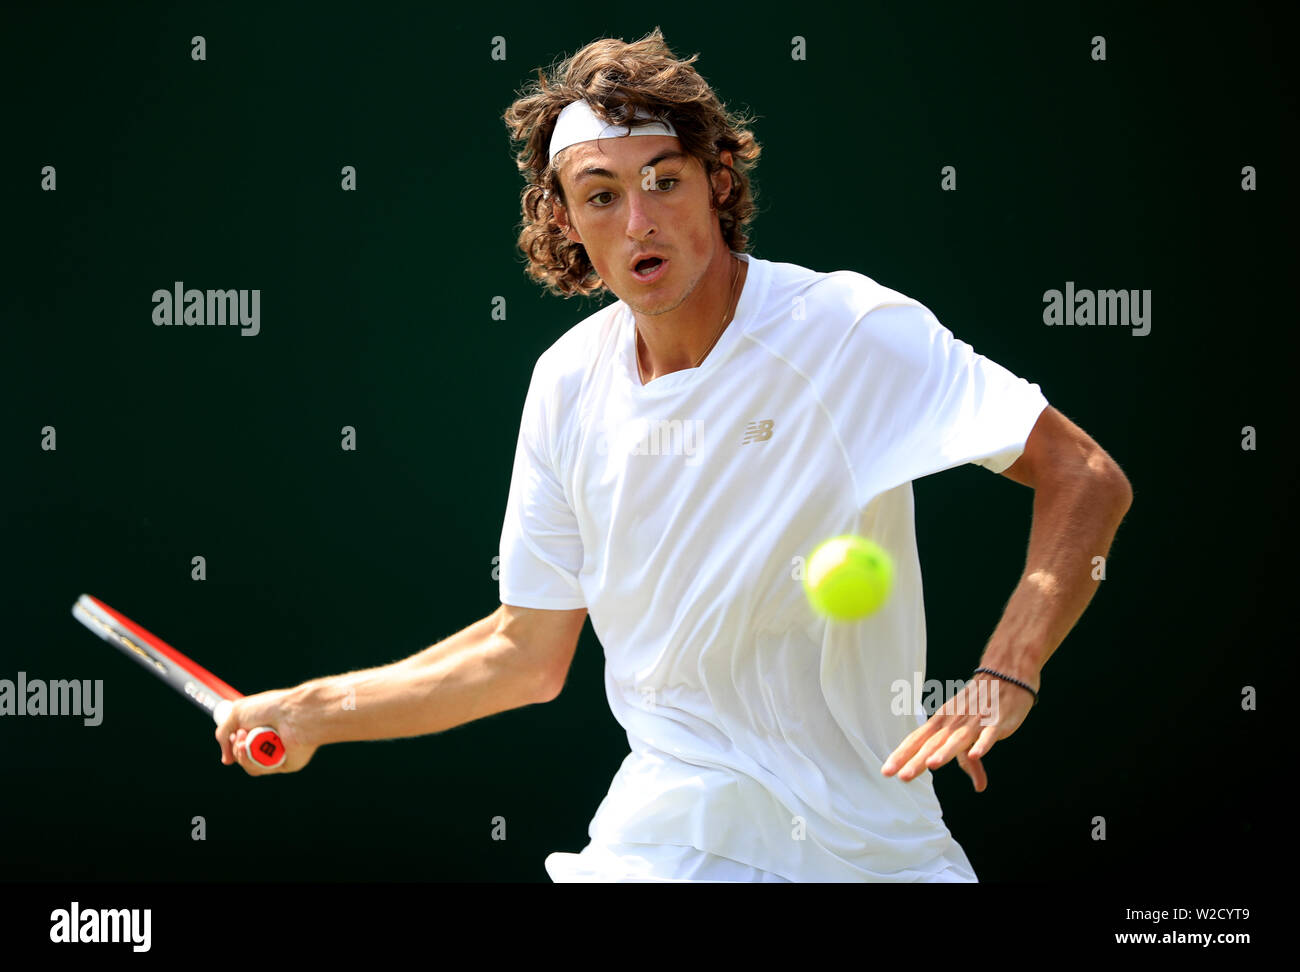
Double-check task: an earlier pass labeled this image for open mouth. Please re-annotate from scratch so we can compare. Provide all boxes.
[632,257,667,281]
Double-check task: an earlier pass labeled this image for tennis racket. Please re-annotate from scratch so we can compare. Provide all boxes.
[71,593,286,768]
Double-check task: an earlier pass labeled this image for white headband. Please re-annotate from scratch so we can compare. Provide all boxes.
[548,99,678,164]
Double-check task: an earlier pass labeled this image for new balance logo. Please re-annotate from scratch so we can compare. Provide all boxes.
[742,420,774,444]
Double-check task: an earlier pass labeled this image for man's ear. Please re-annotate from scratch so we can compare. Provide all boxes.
[711,150,735,207]
[553,201,583,245]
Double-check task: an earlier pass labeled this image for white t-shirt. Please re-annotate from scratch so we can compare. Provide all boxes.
[498,252,1049,881]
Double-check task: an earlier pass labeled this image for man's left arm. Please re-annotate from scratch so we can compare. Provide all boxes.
[881,405,1133,791]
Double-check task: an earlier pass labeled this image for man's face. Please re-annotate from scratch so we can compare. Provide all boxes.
[555,134,731,316]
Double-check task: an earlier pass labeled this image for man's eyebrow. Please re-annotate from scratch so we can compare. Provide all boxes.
[572,150,688,186]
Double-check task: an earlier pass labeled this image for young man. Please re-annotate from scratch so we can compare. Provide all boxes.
[216,30,1132,883]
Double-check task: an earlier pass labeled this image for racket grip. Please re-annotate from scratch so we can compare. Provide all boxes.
[243,727,287,768]
[212,700,287,769]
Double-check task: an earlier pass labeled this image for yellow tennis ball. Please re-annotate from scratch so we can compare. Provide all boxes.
[803,535,894,620]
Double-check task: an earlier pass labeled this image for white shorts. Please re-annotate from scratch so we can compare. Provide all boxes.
[546,841,979,883]
[545,841,793,883]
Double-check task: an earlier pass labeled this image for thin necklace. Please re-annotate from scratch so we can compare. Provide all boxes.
[636,255,742,386]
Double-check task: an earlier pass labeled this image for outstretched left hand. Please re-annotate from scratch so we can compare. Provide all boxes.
[880,673,1036,792]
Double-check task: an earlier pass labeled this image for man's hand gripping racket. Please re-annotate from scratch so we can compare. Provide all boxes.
[72,594,290,771]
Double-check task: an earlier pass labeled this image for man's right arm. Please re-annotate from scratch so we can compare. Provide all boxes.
[215,604,587,774]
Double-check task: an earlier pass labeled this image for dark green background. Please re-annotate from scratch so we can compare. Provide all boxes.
[1,1,1289,882]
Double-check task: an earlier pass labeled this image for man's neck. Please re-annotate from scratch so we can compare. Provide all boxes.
[633,248,747,384]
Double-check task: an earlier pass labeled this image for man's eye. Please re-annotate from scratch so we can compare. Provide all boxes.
[588,179,677,207]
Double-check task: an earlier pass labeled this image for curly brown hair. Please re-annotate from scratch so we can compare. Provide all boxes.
[502,28,762,298]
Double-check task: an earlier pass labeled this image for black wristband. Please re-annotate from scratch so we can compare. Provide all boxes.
[973,667,1039,706]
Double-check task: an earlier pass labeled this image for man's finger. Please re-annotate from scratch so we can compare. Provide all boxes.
[925,722,977,771]
[897,725,956,781]
[968,723,1000,760]
[214,708,237,765]
[883,738,925,774]
[957,751,988,792]
[882,712,947,775]
[232,729,269,777]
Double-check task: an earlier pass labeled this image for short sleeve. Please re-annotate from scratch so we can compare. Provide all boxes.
[833,304,1049,503]
[497,363,587,610]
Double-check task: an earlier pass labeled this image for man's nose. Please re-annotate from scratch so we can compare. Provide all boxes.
[625,188,658,239]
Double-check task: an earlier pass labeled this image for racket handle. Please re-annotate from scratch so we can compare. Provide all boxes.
[243,727,287,768]
[213,700,287,769]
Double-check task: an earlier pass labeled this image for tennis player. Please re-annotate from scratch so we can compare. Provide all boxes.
[217,29,1132,883]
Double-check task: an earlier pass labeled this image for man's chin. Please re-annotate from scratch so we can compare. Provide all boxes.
[622,286,689,318]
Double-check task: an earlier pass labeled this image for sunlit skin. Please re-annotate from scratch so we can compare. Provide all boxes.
[552,134,747,383]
